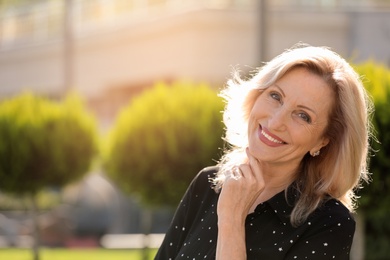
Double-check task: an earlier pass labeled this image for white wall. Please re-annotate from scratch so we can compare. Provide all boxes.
[0,41,64,96]
[0,5,389,99]
[267,10,350,60]
[73,8,259,97]
[0,8,260,98]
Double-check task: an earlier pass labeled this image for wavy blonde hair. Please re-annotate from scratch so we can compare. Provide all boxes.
[215,44,373,226]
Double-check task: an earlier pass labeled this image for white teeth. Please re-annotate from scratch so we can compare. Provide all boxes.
[262,129,283,144]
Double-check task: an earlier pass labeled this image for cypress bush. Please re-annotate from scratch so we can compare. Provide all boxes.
[104,81,225,207]
[354,61,390,259]
[0,92,97,260]
[0,92,97,195]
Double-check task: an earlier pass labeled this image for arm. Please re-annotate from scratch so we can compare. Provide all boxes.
[216,150,264,260]
[216,213,247,259]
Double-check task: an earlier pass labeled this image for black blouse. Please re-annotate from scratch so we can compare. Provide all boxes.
[155,166,355,260]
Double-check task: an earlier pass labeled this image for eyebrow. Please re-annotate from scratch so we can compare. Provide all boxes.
[297,105,317,115]
[273,84,286,97]
[273,84,317,115]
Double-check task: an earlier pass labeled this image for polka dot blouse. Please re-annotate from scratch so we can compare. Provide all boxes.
[155,166,355,260]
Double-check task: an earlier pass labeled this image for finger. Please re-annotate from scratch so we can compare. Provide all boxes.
[237,163,254,181]
[231,166,243,180]
[246,148,264,182]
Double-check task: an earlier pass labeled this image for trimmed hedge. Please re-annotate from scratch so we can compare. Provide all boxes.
[354,61,390,259]
[0,93,97,195]
[104,81,225,206]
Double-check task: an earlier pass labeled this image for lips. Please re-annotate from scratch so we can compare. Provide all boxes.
[258,125,287,147]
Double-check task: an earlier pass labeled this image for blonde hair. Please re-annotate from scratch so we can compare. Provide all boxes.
[215,43,373,226]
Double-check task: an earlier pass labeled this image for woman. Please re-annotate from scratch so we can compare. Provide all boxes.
[155,44,373,259]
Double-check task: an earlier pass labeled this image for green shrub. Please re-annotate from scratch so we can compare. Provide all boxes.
[104,81,225,207]
[354,61,390,259]
[0,92,97,195]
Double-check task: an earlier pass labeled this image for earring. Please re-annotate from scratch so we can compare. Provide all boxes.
[312,150,320,157]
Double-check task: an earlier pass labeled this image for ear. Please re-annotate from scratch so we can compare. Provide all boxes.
[310,137,329,155]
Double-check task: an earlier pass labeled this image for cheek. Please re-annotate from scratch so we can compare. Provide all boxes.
[289,126,316,145]
[296,130,323,149]
[248,105,265,132]
[247,114,258,136]
[249,96,268,119]
[247,102,260,124]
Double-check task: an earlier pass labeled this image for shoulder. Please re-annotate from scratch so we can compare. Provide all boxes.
[199,165,219,177]
[191,166,219,188]
[309,198,356,232]
[185,166,219,199]
[318,199,354,221]
[284,199,356,259]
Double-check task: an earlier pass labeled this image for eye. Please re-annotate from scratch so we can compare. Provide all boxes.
[270,91,282,102]
[298,112,312,123]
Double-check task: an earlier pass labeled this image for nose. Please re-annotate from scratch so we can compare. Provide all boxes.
[268,107,288,131]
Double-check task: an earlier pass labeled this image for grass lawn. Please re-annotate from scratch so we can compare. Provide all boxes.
[0,248,158,260]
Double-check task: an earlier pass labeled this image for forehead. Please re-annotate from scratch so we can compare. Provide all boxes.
[274,67,335,115]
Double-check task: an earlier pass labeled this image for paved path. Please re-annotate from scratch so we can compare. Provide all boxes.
[0,234,164,249]
[100,234,164,249]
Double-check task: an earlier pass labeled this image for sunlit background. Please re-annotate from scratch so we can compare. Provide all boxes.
[0,0,390,259]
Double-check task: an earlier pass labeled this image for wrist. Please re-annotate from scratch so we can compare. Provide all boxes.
[218,215,246,233]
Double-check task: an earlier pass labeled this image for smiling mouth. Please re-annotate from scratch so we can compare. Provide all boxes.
[261,129,284,144]
[259,125,287,145]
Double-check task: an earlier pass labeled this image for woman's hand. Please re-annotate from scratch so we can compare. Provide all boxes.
[216,148,265,260]
[217,148,265,222]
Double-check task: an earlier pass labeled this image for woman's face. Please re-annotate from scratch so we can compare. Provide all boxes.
[248,67,333,170]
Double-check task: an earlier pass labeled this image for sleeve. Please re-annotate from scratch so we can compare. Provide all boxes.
[154,167,215,260]
[285,205,356,260]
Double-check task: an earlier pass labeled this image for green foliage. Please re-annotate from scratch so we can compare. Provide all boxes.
[0,92,97,195]
[0,248,158,260]
[353,61,390,259]
[104,81,225,207]
[0,188,61,210]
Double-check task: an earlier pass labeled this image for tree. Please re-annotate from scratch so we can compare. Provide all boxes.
[105,81,225,207]
[104,81,224,259]
[354,61,390,259]
[0,92,97,260]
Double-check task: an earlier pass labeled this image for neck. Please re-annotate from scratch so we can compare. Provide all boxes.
[248,162,298,213]
[261,161,297,190]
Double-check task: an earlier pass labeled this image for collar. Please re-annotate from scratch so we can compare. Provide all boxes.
[259,185,299,224]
